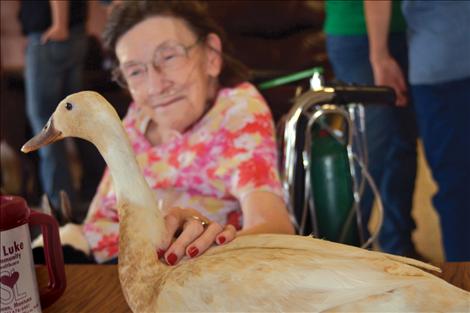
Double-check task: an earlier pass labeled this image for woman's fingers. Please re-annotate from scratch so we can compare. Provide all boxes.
[158,207,238,265]
[215,224,237,245]
[164,218,207,265]
[185,222,224,258]
[157,209,183,259]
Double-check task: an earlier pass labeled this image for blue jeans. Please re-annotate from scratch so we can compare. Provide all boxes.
[326,34,418,255]
[24,26,87,208]
[411,77,470,261]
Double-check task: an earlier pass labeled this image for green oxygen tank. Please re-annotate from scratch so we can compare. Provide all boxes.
[310,120,360,246]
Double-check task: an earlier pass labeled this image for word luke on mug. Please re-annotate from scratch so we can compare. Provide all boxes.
[1,195,66,313]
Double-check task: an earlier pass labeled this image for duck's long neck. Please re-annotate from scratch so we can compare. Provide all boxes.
[95,118,167,245]
[92,117,167,309]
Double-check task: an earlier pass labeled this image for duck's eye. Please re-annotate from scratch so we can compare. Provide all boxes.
[65,102,73,110]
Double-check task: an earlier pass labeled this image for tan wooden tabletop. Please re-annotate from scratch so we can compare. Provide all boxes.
[434,262,470,292]
[37,265,130,313]
[36,262,470,312]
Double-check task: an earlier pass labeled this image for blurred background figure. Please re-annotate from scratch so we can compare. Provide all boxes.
[18,0,88,213]
[324,0,420,258]
[367,0,470,261]
[400,0,470,261]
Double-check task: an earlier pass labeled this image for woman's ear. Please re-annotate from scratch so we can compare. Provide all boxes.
[204,33,223,77]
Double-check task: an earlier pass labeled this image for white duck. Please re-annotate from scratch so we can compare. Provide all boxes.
[22,91,469,312]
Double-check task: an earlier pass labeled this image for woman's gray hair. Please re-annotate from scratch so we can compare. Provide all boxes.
[102,0,251,87]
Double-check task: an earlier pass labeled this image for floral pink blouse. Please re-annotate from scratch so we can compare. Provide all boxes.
[83,82,284,263]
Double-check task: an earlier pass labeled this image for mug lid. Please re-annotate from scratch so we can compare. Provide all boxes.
[0,195,30,231]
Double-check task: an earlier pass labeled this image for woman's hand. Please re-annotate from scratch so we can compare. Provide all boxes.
[41,1,69,44]
[370,54,408,106]
[158,207,237,265]
[41,25,69,43]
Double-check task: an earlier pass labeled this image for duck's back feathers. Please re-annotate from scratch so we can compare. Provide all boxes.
[155,235,467,312]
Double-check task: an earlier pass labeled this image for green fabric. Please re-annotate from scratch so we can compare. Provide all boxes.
[324,0,406,35]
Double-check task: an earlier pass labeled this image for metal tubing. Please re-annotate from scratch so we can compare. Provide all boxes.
[281,87,383,248]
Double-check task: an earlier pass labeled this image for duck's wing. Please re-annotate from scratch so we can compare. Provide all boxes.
[156,235,468,312]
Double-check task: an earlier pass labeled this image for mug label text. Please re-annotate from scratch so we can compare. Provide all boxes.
[0,225,41,313]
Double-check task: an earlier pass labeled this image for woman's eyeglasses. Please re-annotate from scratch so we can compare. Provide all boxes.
[112,37,202,88]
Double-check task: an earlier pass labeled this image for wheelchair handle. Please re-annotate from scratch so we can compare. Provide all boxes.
[258,66,396,106]
[331,85,396,106]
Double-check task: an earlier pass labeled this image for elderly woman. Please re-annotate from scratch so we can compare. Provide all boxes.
[73,1,295,265]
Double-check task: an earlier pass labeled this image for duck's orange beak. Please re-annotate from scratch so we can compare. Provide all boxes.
[21,117,63,153]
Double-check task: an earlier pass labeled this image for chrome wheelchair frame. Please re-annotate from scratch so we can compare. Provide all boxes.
[280,78,395,248]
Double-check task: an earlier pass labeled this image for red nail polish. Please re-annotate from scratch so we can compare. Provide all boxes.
[167,253,177,266]
[218,236,226,244]
[188,246,199,258]
[157,249,166,259]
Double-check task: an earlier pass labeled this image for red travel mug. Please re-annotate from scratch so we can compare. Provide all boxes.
[1,195,66,312]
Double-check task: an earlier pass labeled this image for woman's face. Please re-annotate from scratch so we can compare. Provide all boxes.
[115,16,222,134]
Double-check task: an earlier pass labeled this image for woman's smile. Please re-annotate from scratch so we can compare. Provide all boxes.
[151,94,185,110]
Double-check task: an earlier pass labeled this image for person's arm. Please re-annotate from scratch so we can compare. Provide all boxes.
[365,1,392,64]
[196,191,295,248]
[41,0,69,43]
[364,0,408,106]
[237,191,295,236]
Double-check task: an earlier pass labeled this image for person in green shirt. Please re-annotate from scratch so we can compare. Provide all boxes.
[324,1,420,258]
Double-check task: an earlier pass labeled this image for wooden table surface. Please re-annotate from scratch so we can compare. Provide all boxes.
[37,265,130,313]
[36,262,470,313]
